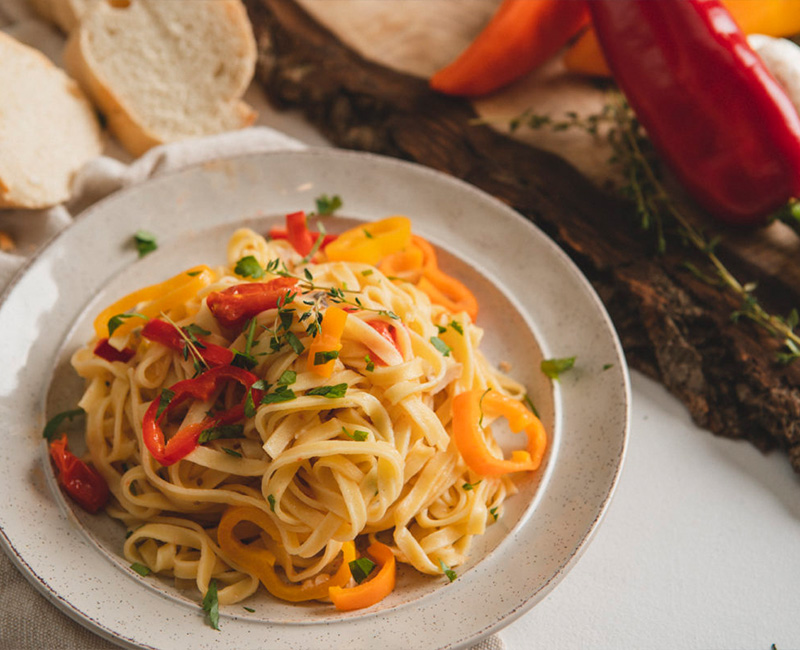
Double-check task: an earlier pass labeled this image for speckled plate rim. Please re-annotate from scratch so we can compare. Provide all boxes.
[0,148,630,650]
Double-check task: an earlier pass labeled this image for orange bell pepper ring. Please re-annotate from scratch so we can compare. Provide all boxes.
[306,305,348,377]
[410,236,478,322]
[452,389,547,476]
[328,541,396,611]
[93,265,214,339]
[325,216,412,266]
[217,505,356,603]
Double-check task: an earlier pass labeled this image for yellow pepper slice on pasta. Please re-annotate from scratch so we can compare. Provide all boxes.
[324,216,411,265]
[307,305,348,378]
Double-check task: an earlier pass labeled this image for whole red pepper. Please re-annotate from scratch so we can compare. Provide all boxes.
[588,0,800,225]
[141,319,234,367]
[141,365,263,466]
[49,435,109,513]
[206,277,298,329]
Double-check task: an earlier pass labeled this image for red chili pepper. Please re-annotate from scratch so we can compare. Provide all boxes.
[141,365,263,466]
[49,435,109,513]
[141,319,234,366]
[588,0,800,225]
[206,277,298,329]
[429,0,590,97]
[93,338,135,363]
[367,319,400,366]
[268,211,338,256]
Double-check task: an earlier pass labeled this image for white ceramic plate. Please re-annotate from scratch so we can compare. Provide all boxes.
[0,149,629,649]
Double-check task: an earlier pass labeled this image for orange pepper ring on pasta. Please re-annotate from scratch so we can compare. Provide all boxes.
[218,506,356,602]
[328,541,396,611]
[452,389,547,476]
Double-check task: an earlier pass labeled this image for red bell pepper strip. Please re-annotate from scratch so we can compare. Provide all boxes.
[93,338,135,363]
[366,319,400,366]
[141,365,263,466]
[588,0,800,225]
[141,319,234,367]
[207,277,298,329]
[268,211,338,256]
[49,435,109,513]
[429,0,590,97]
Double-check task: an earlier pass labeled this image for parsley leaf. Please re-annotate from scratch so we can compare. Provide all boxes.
[522,393,540,418]
[285,331,305,355]
[261,387,297,405]
[267,494,276,511]
[107,311,147,336]
[313,350,339,366]
[278,370,297,386]
[155,389,175,419]
[342,426,368,441]
[134,230,157,257]
[130,562,151,577]
[235,255,266,279]
[202,579,220,630]
[490,506,499,521]
[462,480,482,491]
[349,557,376,584]
[198,424,243,444]
[223,447,242,458]
[252,379,271,392]
[315,194,342,216]
[243,606,255,613]
[430,336,451,357]
[449,320,464,335]
[365,354,375,372]
[42,407,85,442]
[541,356,576,381]
[439,559,457,583]
[244,389,257,418]
[306,383,348,398]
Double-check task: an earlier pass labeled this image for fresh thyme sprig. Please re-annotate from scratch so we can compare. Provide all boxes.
[159,312,209,374]
[506,92,800,364]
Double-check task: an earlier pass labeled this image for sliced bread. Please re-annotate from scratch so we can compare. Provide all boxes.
[0,32,102,209]
[28,0,96,33]
[64,0,257,157]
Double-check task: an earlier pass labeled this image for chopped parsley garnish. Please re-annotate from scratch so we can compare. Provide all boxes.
[244,389,257,418]
[490,507,499,521]
[349,557,376,584]
[234,255,266,279]
[202,579,220,630]
[439,559,457,583]
[278,370,297,386]
[602,363,614,371]
[198,424,243,444]
[522,393,540,418]
[363,229,374,239]
[365,354,375,372]
[313,350,339,365]
[130,562,151,577]
[361,269,374,277]
[541,356,576,381]
[306,383,348,398]
[261,386,297,405]
[133,230,157,257]
[478,388,490,428]
[315,194,342,216]
[42,407,85,442]
[462,480,482,491]
[436,324,447,334]
[243,606,255,613]
[285,331,305,355]
[186,270,202,277]
[342,426,369,441]
[267,494,276,512]
[449,320,464,335]
[184,323,211,339]
[155,389,175,419]
[430,336,451,357]
[223,448,242,458]
[107,311,146,336]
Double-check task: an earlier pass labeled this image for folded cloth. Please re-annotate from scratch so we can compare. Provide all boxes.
[0,127,508,650]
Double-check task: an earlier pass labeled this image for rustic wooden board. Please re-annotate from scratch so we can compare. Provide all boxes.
[245,0,800,470]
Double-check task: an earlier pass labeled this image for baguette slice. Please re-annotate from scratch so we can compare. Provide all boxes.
[65,0,257,157]
[28,0,96,33]
[0,32,102,209]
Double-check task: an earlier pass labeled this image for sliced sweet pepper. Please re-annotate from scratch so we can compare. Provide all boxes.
[452,389,547,476]
[411,236,478,322]
[328,541,396,611]
[217,505,356,602]
[93,338,135,363]
[141,365,263,466]
[306,306,348,377]
[49,434,109,514]
[93,265,214,339]
[324,217,411,266]
[429,0,590,97]
[206,277,298,329]
[141,318,234,367]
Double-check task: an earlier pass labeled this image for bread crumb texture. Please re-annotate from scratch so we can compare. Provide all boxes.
[65,0,257,156]
[0,32,102,209]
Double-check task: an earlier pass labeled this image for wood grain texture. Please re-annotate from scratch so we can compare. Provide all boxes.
[245,0,800,469]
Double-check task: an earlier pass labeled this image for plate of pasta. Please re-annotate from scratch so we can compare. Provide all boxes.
[0,149,629,649]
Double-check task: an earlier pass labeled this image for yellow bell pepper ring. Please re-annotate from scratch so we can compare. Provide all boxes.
[452,389,547,476]
[217,505,356,603]
[325,216,412,266]
[306,305,348,377]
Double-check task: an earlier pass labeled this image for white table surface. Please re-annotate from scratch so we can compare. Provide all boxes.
[277,108,800,650]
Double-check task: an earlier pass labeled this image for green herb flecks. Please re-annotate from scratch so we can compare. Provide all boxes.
[130,562,151,577]
[198,424,244,444]
[133,230,157,257]
[430,336,451,357]
[155,388,175,419]
[223,447,242,458]
[202,579,220,630]
[261,386,297,405]
[349,557,376,584]
[107,311,147,336]
[541,357,576,381]
[43,408,85,442]
[365,354,375,372]
[235,255,266,279]
[267,494,276,512]
[439,559,457,583]
[342,426,369,441]
[313,350,339,366]
[306,383,348,399]
[462,480,482,491]
[315,194,342,216]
